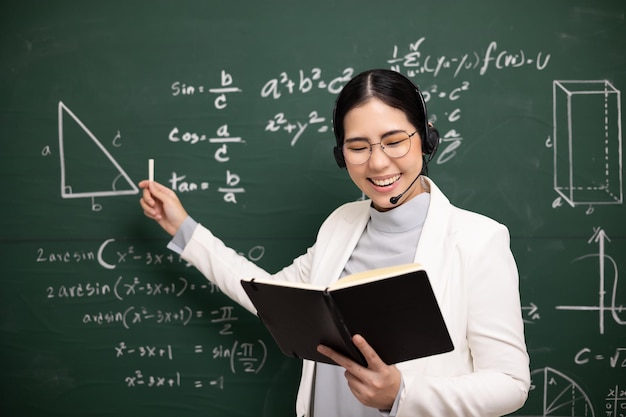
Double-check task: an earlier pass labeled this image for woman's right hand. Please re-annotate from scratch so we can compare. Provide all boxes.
[139,180,189,236]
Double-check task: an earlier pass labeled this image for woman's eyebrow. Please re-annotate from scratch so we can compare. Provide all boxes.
[344,137,369,143]
[344,129,409,143]
[381,129,409,139]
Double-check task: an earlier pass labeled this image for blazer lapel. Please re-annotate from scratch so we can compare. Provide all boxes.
[310,200,371,287]
[413,178,453,304]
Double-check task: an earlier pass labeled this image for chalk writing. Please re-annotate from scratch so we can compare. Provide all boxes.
[211,306,238,335]
[574,347,626,368]
[125,370,181,388]
[423,82,470,165]
[265,110,329,146]
[419,80,470,103]
[522,302,540,324]
[168,171,211,193]
[45,276,213,300]
[260,67,354,99]
[169,124,245,163]
[46,282,112,299]
[516,367,595,417]
[34,239,176,269]
[115,342,174,360]
[57,102,139,211]
[211,339,267,374]
[388,37,550,78]
[218,169,245,203]
[171,70,242,109]
[111,276,221,300]
[194,375,225,390]
[605,385,626,417]
[436,128,464,165]
[165,169,246,202]
[551,80,623,211]
[555,227,625,334]
[116,339,268,388]
[35,239,265,270]
[82,305,196,328]
[36,247,96,264]
[123,370,234,390]
[168,125,243,146]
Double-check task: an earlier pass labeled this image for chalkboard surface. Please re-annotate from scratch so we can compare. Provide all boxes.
[1,1,624,416]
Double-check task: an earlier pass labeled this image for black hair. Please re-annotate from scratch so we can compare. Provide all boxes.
[332,69,428,150]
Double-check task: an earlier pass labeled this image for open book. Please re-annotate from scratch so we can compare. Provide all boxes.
[240,263,453,367]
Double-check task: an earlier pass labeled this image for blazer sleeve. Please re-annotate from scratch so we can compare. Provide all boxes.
[177,201,369,315]
[179,223,316,314]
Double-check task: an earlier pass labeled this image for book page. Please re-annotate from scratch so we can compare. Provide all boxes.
[242,277,326,291]
[328,263,423,290]
[243,263,423,292]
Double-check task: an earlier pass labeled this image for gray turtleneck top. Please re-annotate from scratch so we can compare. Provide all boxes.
[312,192,430,417]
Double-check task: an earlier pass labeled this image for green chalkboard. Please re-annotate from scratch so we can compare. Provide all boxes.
[1,0,625,416]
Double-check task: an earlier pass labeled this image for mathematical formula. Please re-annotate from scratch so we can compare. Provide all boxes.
[387,37,551,78]
[36,238,265,269]
[116,339,267,376]
[46,275,221,300]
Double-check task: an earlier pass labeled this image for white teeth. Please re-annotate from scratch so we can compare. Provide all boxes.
[372,175,400,187]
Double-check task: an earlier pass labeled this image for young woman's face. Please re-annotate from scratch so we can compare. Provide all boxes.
[342,98,425,211]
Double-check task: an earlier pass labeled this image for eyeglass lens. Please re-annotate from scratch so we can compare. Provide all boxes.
[343,131,413,165]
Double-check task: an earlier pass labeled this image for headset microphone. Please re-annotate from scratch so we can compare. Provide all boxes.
[389,173,422,205]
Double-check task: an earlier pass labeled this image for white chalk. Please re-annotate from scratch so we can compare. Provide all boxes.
[148,159,154,182]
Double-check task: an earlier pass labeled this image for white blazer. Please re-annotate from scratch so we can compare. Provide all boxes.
[181,177,530,417]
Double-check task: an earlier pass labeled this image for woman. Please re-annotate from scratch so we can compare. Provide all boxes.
[139,69,530,417]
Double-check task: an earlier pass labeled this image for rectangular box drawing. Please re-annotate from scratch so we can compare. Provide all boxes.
[553,80,623,207]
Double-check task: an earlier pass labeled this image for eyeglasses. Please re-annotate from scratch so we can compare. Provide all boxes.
[342,130,417,165]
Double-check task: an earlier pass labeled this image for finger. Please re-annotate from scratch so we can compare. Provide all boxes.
[352,334,385,369]
[139,198,160,219]
[317,344,357,369]
[148,181,176,203]
[139,197,150,213]
[140,182,170,210]
[139,186,164,216]
[141,187,155,207]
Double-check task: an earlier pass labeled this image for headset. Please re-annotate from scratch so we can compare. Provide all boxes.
[332,77,440,169]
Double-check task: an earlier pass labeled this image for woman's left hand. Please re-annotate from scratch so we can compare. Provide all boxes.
[317,334,402,410]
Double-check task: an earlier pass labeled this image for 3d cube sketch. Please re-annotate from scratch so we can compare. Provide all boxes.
[553,80,623,207]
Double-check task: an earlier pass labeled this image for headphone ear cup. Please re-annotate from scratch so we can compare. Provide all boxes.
[426,126,440,156]
[429,126,440,154]
[333,146,346,168]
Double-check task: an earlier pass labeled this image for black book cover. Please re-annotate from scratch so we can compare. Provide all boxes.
[241,264,454,367]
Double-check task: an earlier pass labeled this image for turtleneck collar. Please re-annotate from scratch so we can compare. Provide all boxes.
[369,191,430,233]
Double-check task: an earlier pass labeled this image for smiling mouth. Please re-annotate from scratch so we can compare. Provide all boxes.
[370,174,401,187]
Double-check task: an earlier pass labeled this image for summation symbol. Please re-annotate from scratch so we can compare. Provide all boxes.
[58,101,138,210]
